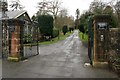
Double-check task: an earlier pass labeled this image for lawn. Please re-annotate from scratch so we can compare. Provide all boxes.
[24,31,73,46]
[39,31,74,45]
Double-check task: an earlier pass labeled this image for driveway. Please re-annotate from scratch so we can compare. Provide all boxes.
[2,30,119,78]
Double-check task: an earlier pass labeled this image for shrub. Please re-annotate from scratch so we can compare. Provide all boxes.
[69,27,74,32]
[62,25,68,35]
[52,28,59,38]
[78,24,85,34]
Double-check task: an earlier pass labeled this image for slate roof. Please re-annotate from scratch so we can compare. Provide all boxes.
[0,10,32,23]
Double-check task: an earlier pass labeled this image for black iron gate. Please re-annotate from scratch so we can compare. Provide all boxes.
[23,21,39,59]
[88,16,93,65]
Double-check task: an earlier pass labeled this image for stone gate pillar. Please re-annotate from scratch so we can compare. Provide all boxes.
[7,19,25,61]
[92,14,111,67]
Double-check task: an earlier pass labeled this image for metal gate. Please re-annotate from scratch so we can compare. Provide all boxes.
[2,18,39,61]
[23,21,39,59]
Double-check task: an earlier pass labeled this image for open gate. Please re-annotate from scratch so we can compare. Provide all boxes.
[2,18,39,61]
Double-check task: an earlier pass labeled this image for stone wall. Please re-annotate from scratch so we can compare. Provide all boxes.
[109,28,120,54]
[108,28,120,76]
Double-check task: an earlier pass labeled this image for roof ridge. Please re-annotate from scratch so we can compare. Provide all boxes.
[14,10,27,18]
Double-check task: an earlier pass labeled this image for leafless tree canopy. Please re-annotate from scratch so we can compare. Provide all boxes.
[9,0,24,11]
[59,8,68,17]
[37,0,62,19]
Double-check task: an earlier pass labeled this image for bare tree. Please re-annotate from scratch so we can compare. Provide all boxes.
[37,0,62,19]
[37,0,62,28]
[54,8,74,29]
[59,8,68,18]
[48,0,62,19]
[37,0,50,15]
[9,0,24,11]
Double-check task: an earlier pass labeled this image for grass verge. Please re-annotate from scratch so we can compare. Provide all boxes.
[79,32,88,42]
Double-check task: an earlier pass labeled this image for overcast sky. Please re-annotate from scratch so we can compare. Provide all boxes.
[8,0,112,18]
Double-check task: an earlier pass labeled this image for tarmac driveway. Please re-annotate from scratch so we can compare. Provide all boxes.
[2,30,119,78]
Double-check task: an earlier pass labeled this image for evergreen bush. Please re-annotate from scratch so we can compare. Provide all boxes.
[38,15,53,37]
[62,25,68,35]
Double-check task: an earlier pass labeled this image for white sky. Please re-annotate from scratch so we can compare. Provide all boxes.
[8,0,112,18]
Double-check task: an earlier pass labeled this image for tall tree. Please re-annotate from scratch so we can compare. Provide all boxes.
[75,8,80,29]
[107,0,120,27]
[102,5,118,27]
[0,0,8,12]
[89,0,106,14]
[37,0,50,15]
[48,0,62,20]
[55,8,68,28]
[9,0,24,11]
[114,1,120,27]
[76,8,80,20]
[79,11,92,35]
[103,5,113,14]
[38,15,53,37]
